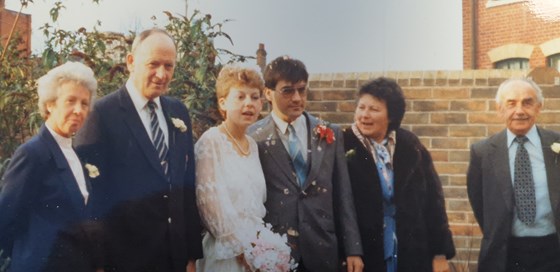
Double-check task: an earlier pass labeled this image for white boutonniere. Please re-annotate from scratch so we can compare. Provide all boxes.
[551,142,560,163]
[551,143,560,154]
[345,148,356,160]
[171,117,188,133]
[84,163,100,178]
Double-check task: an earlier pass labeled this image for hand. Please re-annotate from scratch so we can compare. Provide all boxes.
[432,255,450,272]
[345,256,364,272]
[186,260,196,272]
[236,253,252,272]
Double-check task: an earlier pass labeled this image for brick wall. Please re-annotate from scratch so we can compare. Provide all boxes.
[0,5,32,55]
[463,0,560,69]
[306,68,560,271]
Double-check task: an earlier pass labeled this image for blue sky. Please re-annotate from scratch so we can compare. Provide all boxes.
[5,0,463,73]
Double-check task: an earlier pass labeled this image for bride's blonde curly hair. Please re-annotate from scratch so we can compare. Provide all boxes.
[216,64,264,119]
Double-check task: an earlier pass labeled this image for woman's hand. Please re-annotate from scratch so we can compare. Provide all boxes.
[236,253,252,271]
[186,260,196,272]
[432,255,450,272]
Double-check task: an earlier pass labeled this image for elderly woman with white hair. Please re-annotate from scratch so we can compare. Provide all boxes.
[0,61,103,272]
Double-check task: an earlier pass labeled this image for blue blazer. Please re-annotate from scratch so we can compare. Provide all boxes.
[74,86,203,271]
[0,125,95,272]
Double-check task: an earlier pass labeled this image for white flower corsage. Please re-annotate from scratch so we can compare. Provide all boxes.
[171,117,188,133]
[84,163,100,178]
[551,142,560,163]
[345,148,356,160]
[551,142,560,154]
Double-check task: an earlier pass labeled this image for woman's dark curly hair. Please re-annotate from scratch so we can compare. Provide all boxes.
[358,77,406,132]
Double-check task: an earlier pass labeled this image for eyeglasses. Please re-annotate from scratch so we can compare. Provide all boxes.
[274,86,308,98]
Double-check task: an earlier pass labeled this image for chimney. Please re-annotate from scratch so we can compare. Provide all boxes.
[256,43,267,73]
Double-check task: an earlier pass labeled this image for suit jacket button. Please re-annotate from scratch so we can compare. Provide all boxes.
[168,217,172,224]
[161,160,167,165]
[283,189,289,195]
[163,194,169,199]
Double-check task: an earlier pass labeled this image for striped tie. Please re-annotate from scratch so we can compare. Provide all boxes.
[147,101,169,176]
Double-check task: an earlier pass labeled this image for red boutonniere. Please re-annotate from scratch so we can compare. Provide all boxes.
[315,124,335,144]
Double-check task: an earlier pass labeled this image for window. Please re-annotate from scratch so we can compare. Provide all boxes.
[548,53,560,71]
[494,58,529,70]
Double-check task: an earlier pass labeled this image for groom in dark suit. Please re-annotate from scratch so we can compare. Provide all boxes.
[467,78,560,272]
[248,56,363,272]
[75,28,203,272]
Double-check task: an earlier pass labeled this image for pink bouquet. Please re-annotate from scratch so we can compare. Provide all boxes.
[244,223,297,272]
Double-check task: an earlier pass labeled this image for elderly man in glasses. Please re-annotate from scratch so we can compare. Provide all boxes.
[248,56,364,272]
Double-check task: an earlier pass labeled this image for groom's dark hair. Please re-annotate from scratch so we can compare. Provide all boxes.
[264,55,308,89]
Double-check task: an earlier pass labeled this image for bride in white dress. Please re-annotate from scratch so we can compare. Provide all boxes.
[195,65,266,272]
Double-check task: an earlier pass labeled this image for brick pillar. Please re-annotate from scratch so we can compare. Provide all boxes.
[256,43,267,73]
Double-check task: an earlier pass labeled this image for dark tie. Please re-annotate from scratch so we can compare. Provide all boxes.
[288,124,307,186]
[147,101,169,176]
[513,136,536,225]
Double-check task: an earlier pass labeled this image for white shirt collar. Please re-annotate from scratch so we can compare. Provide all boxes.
[126,79,162,111]
[507,125,539,147]
[45,123,73,149]
[270,111,306,135]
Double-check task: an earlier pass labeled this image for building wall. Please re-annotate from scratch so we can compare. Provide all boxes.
[463,0,475,69]
[463,0,560,70]
[306,68,560,271]
[0,2,32,54]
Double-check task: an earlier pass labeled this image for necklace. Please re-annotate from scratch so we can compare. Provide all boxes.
[223,123,250,156]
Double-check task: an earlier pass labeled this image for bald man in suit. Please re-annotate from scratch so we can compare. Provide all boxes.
[75,28,203,272]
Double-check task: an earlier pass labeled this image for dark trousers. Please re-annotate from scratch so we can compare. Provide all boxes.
[295,259,312,272]
[507,234,560,272]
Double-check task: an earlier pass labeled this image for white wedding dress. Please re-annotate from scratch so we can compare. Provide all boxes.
[195,127,267,272]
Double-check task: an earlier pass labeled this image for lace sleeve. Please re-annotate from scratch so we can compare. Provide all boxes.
[195,131,245,259]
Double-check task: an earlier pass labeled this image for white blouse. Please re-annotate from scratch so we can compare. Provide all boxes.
[46,124,89,204]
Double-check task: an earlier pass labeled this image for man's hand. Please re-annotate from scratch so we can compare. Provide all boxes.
[186,260,196,272]
[432,255,450,272]
[346,255,364,272]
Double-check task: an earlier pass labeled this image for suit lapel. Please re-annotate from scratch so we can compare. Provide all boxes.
[538,127,560,217]
[161,97,180,184]
[118,88,167,180]
[304,113,326,188]
[39,126,86,210]
[490,130,515,212]
[258,115,300,186]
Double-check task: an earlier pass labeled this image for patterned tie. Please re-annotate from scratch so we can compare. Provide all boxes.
[288,124,307,186]
[513,136,536,225]
[147,101,169,176]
